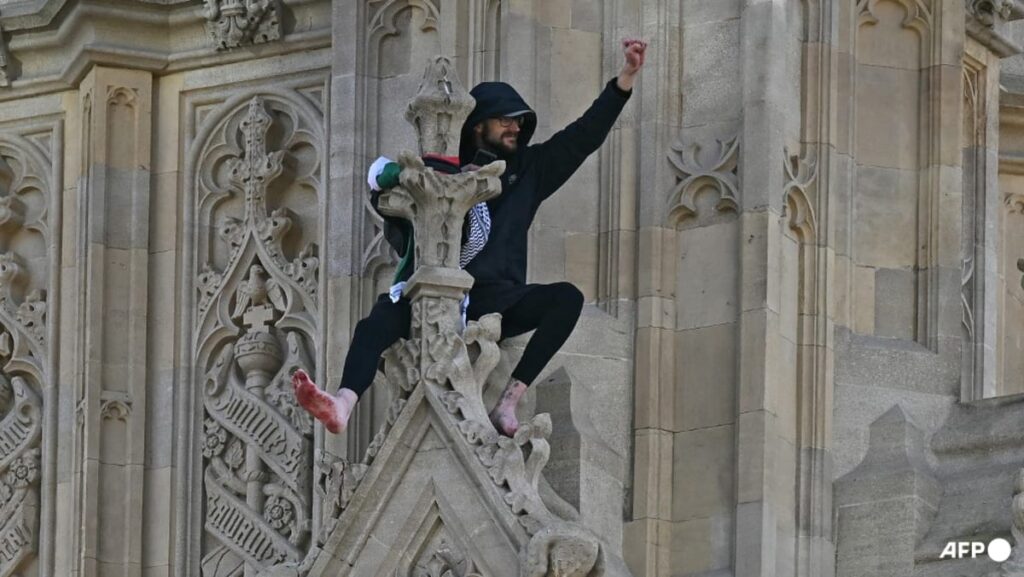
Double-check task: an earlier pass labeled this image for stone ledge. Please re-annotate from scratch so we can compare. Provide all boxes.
[0,0,330,98]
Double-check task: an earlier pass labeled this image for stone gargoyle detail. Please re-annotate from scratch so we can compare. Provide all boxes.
[255,56,633,577]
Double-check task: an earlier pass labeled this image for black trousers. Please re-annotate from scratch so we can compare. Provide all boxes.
[338,283,584,396]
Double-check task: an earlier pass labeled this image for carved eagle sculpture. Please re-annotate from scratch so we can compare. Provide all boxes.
[232,264,286,319]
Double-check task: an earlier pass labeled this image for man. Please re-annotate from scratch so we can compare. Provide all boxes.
[292,154,492,434]
[462,38,647,435]
[295,38,647,436]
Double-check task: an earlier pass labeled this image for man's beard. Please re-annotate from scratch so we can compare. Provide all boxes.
[481,126,518,156]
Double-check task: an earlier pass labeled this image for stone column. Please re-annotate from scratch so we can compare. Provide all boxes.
[68,66,152,577]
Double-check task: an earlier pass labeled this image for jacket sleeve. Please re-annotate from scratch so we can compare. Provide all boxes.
[531,77,632,204]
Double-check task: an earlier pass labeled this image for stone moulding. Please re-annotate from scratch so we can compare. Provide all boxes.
[0,0,330,99]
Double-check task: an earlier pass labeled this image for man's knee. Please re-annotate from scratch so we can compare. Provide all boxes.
[552,282,584,315]
[352,311,404,350]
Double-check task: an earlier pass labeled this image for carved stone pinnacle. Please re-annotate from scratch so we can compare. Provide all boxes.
[377,58,505,334]
[405,56,476,157]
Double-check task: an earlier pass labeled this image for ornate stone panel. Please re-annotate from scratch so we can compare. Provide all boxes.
[0,127,55,577]
[188,91,325,577]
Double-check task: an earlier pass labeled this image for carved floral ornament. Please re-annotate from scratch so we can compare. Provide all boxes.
[204,0,282,51]
[190,92,324,577]
[666,134,740,225]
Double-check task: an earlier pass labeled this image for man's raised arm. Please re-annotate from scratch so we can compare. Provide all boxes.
[533,38,647,201]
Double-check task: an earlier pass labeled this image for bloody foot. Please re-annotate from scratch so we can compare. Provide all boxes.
[488,378,528,437]
[292,369,357,434]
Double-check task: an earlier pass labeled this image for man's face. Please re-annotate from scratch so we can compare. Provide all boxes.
[474,116,522,156]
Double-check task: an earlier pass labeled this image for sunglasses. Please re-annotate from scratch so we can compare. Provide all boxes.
[495,116,526,127]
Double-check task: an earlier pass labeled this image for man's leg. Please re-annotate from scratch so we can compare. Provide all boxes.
[488,282,584,435]
[294,294,410,433]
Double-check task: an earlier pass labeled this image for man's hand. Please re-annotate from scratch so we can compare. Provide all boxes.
[617,38,648,92]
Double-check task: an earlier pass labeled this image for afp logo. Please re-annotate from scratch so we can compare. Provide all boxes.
[940,538,1012,562]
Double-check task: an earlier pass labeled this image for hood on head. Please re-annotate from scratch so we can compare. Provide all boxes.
[459,82,537,166]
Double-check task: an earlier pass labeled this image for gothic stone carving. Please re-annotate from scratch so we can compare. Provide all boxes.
[407,540,482,577]
[378,56,502,273]
[378,152,504,271]
[204,0,282,51]
[782,146,818,240]
[968,0,1020,27]
[404,56,475,157]
[667,134,740,226]
[192,94,323,576]
[0,378,41,577]
[857,0,932,31]
[0,132,51,577]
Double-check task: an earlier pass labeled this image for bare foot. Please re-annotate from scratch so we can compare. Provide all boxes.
[489,378,528,437]
[489,406,520,437]
[292,369,357,434]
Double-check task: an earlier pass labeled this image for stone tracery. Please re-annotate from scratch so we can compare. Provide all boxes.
[191,93,323,577]
[0,131,50,577]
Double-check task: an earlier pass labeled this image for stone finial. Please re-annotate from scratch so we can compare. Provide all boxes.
[405,56,476,157]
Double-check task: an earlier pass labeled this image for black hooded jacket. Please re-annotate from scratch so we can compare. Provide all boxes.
[459,78,632,316]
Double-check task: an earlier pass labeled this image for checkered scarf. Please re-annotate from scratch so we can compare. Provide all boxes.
[460,202,491,268]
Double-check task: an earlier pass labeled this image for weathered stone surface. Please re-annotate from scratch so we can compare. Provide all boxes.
[835,407,940,577]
